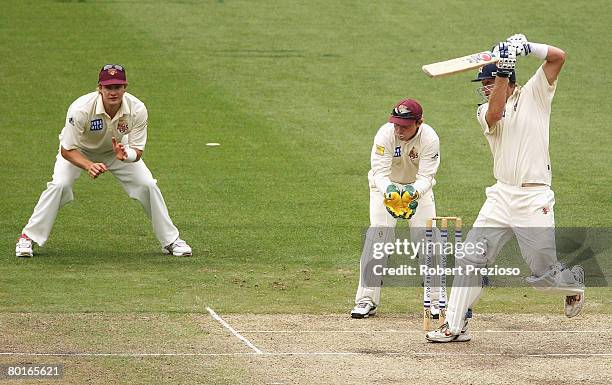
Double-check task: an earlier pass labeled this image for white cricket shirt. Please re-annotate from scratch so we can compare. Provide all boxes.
[60,91,148,153]
[476,65,556,186]
[369,122,440,196]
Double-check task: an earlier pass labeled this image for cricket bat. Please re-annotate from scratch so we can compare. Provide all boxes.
[422,51,499,78]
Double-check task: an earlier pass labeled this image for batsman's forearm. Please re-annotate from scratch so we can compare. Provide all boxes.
[536,44,565,85]
[60,147,94,170]
[485,77,509,125]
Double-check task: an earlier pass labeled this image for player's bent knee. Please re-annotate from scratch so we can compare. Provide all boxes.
[132,177,158,189]
[457,248,487,268]
[48,179,74,191]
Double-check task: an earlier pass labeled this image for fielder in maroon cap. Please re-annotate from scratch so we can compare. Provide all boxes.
[16,65,192,258]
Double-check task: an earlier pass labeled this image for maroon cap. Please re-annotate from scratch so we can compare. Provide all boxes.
[388,99,423,126]
[98,64,127,85]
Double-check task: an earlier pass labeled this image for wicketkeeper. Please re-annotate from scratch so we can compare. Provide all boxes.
[351,99,443,318]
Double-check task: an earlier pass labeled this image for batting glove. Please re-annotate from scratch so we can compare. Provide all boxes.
[506,33,531,56]
[495,42,517,77]
[383,184,404,218]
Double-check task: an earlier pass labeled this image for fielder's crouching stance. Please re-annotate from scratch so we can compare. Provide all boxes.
[15,64,191,257]
[426,35,584,342]
[351,99,442,319]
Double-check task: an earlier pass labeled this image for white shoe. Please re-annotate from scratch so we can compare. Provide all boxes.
[163,238,192,256]
[454,319,472,342]
[425,322,457,343]
[426,321,471,343]
[351,301,377,319]
[565,266,585,318]
[16,234,33,257]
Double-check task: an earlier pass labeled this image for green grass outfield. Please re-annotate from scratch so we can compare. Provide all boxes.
[1,0,611,318]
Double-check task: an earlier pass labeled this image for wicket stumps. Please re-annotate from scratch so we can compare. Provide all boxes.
[423,216,462,332]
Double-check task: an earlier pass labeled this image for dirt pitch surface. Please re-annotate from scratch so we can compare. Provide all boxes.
[1,312,610,384]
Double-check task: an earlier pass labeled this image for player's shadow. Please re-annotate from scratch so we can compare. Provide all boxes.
[21,247,185,262]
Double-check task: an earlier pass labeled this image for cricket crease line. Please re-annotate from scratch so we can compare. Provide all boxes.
[236,330,609,334]
[1,352,610,358]
[206,306,264,354]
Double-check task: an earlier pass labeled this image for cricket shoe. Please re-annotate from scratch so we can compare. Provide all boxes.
[350,301,377,319]
[425,321,470,343]
[565,265,585,318]
[163,238,192,256]
[15,234,33,258]
[454,319,472,342]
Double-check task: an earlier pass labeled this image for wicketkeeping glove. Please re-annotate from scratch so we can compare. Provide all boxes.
[398,200,418,220]
[401,184,420,204]
[495,42,517,77]
[399,184,420,219]
[506,33,531,56]
[383,185,404,218]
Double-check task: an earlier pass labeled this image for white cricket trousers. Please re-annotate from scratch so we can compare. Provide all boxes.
[355,183,437,307]
[444,181,582,334]
[22,151,180,247]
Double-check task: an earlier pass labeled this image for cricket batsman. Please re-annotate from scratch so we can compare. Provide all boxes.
[351,99,443,319]
[426,35,585,342]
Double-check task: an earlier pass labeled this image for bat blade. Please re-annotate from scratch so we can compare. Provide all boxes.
[422,51,499,78]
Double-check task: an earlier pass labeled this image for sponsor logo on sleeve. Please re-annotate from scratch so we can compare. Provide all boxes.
[68,117,74,125]
[90,119,103,131]
[375,145,385,156]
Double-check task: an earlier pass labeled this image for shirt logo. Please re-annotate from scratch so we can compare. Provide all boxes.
[394,146,401,157]
[375,145,385,156]
[117,119,129,133]
[68,117,74,126]
[432,153,439,160]
[542,207,549,215]
[408,147,419,160]
[90,119,103,131]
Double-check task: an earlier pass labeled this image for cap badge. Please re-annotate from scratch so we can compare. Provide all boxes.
[397,105,411,114]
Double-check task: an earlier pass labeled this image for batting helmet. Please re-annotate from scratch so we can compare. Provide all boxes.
[471,63,516,83]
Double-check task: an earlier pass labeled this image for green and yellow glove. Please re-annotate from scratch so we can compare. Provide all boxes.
[398,200,418,219]
[401,184,420,204]
[399,184,420,219]
[383,185,404,218]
